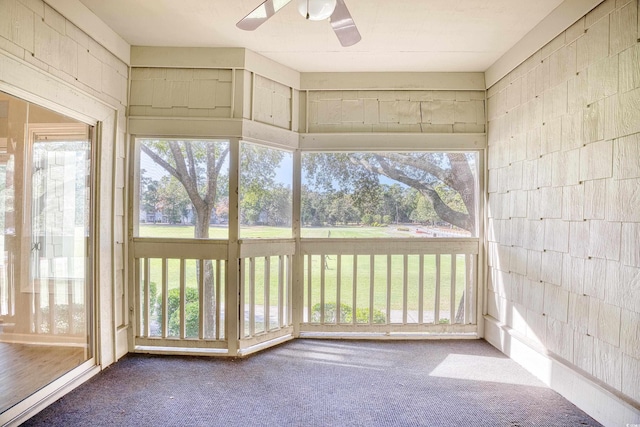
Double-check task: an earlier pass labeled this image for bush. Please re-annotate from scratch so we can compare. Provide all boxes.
[355,307,387,324]
[149,282,158,316]
[311,302,386,324]
[157,287,200,336]
[169,301,200,337]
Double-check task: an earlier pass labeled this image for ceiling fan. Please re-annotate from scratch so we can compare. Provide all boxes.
[237,0,361,47]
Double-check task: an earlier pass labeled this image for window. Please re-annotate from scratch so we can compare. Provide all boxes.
[137,139,230,239]
[239,142,292,239]
[301,151,479,238]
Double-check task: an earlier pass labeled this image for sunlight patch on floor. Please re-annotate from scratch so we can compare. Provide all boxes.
[429,354,547,387]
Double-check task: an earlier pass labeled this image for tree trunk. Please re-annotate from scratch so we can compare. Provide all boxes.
[194,207,216,338]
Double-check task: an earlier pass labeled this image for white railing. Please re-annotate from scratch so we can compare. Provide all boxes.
[0,252,87,345]
[32,256,86,336]
[131,237,480,353]
[299,238,478,335]
[0,251,13,319]
[133,239,227,350]
[239,240,294,349]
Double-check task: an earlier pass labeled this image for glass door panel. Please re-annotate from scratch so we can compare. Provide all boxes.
[0,91,93,416]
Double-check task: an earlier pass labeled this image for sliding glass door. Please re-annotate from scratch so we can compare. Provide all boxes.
[0,92,93,415]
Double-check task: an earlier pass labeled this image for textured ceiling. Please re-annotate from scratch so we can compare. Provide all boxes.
[78,0,565,72]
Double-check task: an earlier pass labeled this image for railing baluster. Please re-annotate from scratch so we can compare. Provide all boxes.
[465,254,471,325]
[287,255,292,326]
[278,255,284,329]
[450,254,456,324]
[402,255,408,325]
[134,259,140,337]
[9,253,14,316]
[386,255,391,325]
[418,254,424,325]
[179,259,186,339]
[67,257,75,335]
[198,259,204,340]
[336,254,342,324]
[434,254,441,324]
[239,258,246,338]
[143,257,150,337]
[320,254,325,324]
[249,257,255,337]
[352,255,357,326]
[264,256,270,332]
[306,255,312,323]
[161,258,168,338]
[252,258,257,335]
[215,260,222,339]
[369,254,374,325]
[34,291,41,334]
[48,262,55,333]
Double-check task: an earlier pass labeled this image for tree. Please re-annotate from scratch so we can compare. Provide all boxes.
[239,143,288,226]
[157,175,191,224]
[141,140,229,335]
[301,186,329,226]
[410,193,438,224]
[141,140,229,237]
[327,192,359,225]
[303,152,476,233]
[140,173,160,222]
[381,184,405,224]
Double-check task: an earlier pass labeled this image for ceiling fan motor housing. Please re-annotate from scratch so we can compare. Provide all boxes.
[297,0,337,20]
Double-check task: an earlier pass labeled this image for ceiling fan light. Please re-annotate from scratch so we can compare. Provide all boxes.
[297,0,337,21]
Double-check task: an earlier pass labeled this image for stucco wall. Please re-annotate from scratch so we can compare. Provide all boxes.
[486,0,639,405]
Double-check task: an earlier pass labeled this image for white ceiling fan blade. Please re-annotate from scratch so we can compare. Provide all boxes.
[329,0,361,47]
[237,0,292,31]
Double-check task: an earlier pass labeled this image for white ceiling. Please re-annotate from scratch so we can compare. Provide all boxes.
[77,0,565,73]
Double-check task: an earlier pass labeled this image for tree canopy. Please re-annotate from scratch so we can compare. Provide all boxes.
[302,152,477,233]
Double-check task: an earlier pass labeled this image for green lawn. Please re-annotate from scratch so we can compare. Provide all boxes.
[301,254,466,319]
[138,224,419,239]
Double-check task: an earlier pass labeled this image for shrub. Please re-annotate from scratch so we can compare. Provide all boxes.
[169,301,200,337]
[311,302,386,324]
[157,287,200,336]
[149,282,158,316]
[355,307,387,324]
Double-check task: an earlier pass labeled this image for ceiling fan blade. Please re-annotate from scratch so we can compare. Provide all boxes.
[329,0,361,47]
[237,0,292,31]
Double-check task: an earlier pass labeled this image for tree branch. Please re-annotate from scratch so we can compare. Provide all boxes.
[140,145,179,179]
[166,142,204,209]
[184,141,199,188]
[381,153,455,188]
[204,145,224,204]
[351,154,472,231]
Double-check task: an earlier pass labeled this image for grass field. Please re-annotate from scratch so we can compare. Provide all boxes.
[139,225,469,326]
[138,224,423,239]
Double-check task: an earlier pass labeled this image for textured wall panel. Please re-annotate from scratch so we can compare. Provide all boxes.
[486,0,640,403]
[307,90,485,133]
